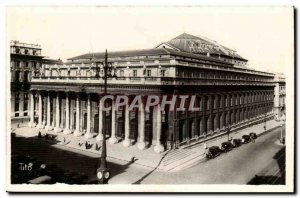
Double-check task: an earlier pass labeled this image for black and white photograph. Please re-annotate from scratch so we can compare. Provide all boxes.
[5,6,294,193]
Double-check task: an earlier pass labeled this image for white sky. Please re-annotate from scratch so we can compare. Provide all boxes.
[7,6,294,74]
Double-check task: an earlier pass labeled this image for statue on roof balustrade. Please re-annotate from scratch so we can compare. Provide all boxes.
[76,66,81,77]
[67,64,71,77]
[56,65,60,78]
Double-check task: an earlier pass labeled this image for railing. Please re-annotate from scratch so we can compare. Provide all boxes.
[31,75,275,86]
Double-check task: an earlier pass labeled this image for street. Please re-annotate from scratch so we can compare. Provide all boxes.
[11,126,285,184]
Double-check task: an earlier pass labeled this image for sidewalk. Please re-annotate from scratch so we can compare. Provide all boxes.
[12,118,284,172]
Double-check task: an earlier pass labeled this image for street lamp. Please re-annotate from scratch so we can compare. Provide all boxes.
[264,113,267,131]
[96,49,117,184]
[280,116,286,144]
[226,124,231,141]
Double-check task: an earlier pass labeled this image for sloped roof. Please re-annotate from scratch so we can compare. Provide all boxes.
[68,48,232,66]
[164,33,247,61]
[68,48,169,60]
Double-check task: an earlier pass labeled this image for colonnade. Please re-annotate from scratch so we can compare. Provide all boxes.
[28,91,165,153]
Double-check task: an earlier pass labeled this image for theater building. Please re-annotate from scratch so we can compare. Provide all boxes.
[27,33,275,153]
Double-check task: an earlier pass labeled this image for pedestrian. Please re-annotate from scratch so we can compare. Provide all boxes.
[203,143,207,150]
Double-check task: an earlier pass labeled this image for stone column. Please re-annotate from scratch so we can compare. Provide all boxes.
[109,100,118,144]
[123,103,131,147]
[37,92,44,129]
[96,97,103,141]
[28,91,35,127]
[137,102,146,150]
[74,93,82,136]
[45,93,53,131]
[54,93,62,132]
[63,93,71,134]
[154,104,164,153]
[85,94,93,139]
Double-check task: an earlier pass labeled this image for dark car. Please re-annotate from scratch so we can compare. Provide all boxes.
[220,141,233,152]
[206,146,222,159]
[232,139,242,147]
[249,132,257,139]
[242,135,251,143]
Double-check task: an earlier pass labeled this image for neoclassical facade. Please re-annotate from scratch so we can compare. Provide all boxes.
[10,40,62,120]
[27,33,275,153]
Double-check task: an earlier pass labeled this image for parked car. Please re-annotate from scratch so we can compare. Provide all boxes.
[220,141,233,152]
[249,132,257,139]
[206,146,222,159]
[231,139,242,147]
[242,135,251,143]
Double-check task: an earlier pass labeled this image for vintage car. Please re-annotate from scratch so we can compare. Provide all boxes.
[206,146,222,159]
[231,139,242,147]
[220,141,233,152]
[242,135,251,143]
[249,132,257,139]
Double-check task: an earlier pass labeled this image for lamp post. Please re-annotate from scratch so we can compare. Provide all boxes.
[264,113,267,131]
[96,49,117,184]
[226,124,231,141]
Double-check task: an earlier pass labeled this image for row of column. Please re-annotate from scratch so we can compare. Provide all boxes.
[28,91,165,153]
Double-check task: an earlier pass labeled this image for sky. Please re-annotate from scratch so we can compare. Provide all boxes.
[7,6,294,74]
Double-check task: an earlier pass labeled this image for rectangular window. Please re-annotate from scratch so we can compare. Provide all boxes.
[15,93,20,101]
[147,70,151,77]
[24,102,28,111]
[133,70,137,77]
[24,93,29,100]
[161,70,165,77]
[225,96,228,107]
[15,101,19,117]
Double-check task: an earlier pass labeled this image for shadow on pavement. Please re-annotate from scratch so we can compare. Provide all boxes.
[132,149,171,184]
[11,134,135,184]
[247,147,285,185]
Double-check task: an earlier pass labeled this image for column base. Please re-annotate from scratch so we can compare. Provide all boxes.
[154,144,164,153]
[96,134,104,141]
[28,122,36,128]
[63,128,72,135]
[84,132,93,139]
[45,125,53,131]
[122,139,131,147]
[109,136,118,144]
[137,141,146,150]
[74,130,83,137]
[37,124,44,129]
[54,127,62,133]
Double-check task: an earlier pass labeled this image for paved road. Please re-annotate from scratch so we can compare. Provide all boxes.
[11,127,285,184]
[111,127,285,184]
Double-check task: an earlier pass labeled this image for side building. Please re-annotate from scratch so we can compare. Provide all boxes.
[273,73,286,120]
[28,33,275,153]
[10,40,63,121]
